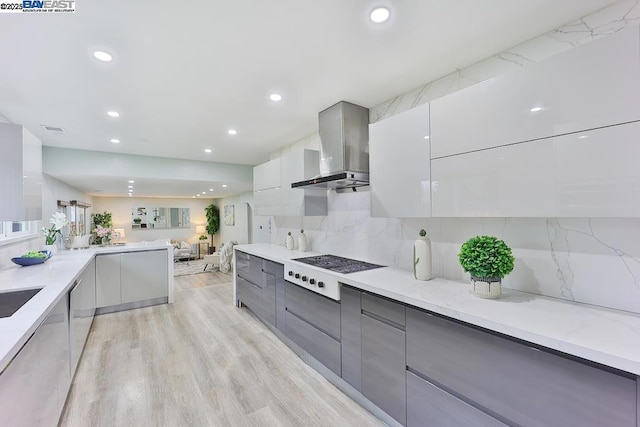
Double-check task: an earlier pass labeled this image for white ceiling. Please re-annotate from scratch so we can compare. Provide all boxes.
[0,0,616,197]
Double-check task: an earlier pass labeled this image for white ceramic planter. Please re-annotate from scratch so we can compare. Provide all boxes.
[298,233,307,252]
[413,236,432,281]
[285,234,294,250]
[41,244,56,255]
[470,276,502,299]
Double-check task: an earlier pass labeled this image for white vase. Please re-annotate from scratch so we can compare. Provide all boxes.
[41,244,56,255]
[285,234,294,250]
[298,233,307,252]
[470,276,502,299]
[413,236,432,281]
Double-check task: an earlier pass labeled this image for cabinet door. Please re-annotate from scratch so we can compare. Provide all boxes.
[254,187,282,216]
[407,371,506,427]
[280,150,327,216]
[262,260,283,327]
[121,250,169,304]
[96,254,121,308]
[253,157,281,191]
[0,297,70,426]
[70,258,96,374]
[370,102,431,218]
[431,26,640,158]
[361,313,406,425]
[340,285,362,391]
[406,307,637,426]
[431,120,640,217]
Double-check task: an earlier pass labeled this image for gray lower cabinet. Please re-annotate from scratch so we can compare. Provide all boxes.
[340,285,362,391]
[96,253,120,307]
[361,293,406,426]
[284,282,341,375]
[236,253,285,331]
[406,371,506,427]
[0,297,70,426]
[406,307,637,427]
[96,250,169,310]
[70,258,96,374]
[121,250,168,303]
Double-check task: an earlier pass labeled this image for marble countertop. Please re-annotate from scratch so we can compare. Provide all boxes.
[0,241,171,372]
[235,243,640,376]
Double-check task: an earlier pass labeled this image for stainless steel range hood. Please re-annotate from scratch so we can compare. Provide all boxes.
[291,101,370,190]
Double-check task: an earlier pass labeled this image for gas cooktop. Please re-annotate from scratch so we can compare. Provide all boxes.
[293,255,385,274]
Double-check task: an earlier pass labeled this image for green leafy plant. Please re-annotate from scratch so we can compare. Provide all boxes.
[205,204,220,247]
[419,229,426,237]
[198,234,207,241]
[458,235,514,280]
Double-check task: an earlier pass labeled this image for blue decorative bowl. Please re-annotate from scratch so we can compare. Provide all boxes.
[11,251,52,266]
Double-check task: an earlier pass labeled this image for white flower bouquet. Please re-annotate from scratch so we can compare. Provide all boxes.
[42,212,68,245]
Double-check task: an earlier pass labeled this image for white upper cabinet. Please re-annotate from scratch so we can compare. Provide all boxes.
[431,121,640,217]
[370,103,431,218]
[0,123,42,221]
[430,26,640,159]
[253,150,327,216]
[253,158,281,191]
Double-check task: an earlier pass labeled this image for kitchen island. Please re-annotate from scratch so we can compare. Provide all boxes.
[0,241,173,372]
[234,243,640,427]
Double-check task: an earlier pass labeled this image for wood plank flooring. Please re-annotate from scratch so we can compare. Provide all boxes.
[60,272,384,426]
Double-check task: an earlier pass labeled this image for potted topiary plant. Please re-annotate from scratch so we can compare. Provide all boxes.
[458,235,514,299]
[205,204,220,253]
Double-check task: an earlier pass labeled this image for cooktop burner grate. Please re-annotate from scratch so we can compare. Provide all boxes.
[293,255,385,274]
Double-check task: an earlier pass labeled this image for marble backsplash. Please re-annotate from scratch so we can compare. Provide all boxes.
[271,191,640,315]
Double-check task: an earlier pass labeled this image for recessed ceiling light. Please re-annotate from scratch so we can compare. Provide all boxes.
[192,196,196,198]
[107,111,120,118]
[110,138,120,144]
[529,106,543,112]
[93,50,113,62]
[228,129,237,135]
[423,135,430,140]
[222,184,228,188]
[370,7,390,23]
[202,191,206,194]
[204,148,212,153]
[269,93,282,102]
[128,180,134,183]
[578,135,589,139]
[128,190,133,193]
[196,194,201,197]
[128,185,133,189]
[209,188,214,191]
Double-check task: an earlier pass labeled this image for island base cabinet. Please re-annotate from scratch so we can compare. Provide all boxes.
[121,250,168,303]
[0,297,70,426]
[406,371,506,427]
[406,307,637,426]
[237,276,262,313]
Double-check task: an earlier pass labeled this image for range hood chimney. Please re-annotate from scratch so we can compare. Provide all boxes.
[291,101,370,190]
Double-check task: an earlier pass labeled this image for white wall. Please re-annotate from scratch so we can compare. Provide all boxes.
[217,192,253,247]
[266,1,640,314]
[92,197,213,244]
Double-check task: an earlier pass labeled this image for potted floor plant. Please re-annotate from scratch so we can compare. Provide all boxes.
[205,204,219,253]
[458,235,514,299]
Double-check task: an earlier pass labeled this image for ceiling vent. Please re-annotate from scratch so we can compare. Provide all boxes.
[40,125,66,135]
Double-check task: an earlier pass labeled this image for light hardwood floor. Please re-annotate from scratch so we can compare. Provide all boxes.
[60,271,384,427]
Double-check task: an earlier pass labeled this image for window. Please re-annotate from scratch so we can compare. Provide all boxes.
[0,220,39,243]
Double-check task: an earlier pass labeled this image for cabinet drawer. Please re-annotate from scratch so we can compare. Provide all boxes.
[237,276,262,314]
[285,311,341,376]
[236,251,263,285]
[362,292,405,327]
[262,259,283,277]
[406,307,637,426]
[285,282,340,339]
[407,371,506,427]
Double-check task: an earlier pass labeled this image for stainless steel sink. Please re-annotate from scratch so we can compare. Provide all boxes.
[0,288,42,318]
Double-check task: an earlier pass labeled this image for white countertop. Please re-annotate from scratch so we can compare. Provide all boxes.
[236,244,640,376]
[0,242,171,371]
